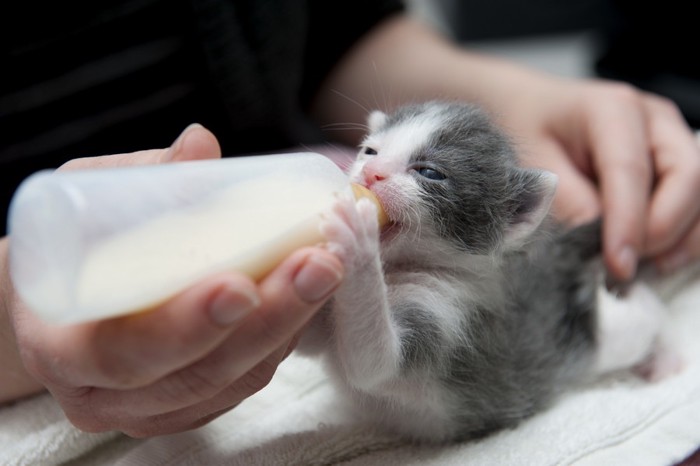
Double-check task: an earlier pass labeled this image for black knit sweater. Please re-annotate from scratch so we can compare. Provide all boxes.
[0,0,403,234]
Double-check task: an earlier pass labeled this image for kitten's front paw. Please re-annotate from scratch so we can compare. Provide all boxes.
[321,194,381,271]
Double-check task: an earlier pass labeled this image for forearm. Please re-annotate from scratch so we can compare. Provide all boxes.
[0,237,45,403]
[310,14,555,145]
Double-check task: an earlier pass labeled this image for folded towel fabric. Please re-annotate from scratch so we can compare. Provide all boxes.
[2,266,698,466]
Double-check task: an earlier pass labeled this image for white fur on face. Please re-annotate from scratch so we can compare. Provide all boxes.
[352,109,443,182]
[349,109,444,227]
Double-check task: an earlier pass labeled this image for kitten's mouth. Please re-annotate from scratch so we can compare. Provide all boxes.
[369,189,401,241]
[353,182,391,222]
[353,182,399,240]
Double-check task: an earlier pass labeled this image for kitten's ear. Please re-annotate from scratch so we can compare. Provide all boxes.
[504,169,558,246]
[368,110,388,133]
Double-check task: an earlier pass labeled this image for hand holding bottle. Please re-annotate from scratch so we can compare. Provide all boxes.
[1,124,344,436]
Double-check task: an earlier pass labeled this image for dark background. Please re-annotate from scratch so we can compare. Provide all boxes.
[430,0,700,128]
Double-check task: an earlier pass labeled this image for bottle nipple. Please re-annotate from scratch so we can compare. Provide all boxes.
[351,183,389,228]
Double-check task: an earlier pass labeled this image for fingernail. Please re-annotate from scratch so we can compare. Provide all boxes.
[165,123,202,161]
[658,250,689,275]
[617,245,638,280]
[208,283,260,327]
[294,254,343,303]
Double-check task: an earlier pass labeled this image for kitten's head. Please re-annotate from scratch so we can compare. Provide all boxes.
[350,101,557,254]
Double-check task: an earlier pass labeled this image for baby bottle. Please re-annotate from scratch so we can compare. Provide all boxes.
[8,152,386,324]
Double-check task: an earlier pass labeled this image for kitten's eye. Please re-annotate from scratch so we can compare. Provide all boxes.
[362,146,378,156]
[416,166,447,181]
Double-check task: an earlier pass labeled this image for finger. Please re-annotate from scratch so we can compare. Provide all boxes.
[521,138,602,226]
[655,216,700,275]
[68,342,291,436]
[58,148,169,171]
[165,123,222,163]
[58,124,221,171]
[641,95,700,256]
[586,88,652,281]
[43,272,261,389]
[83,248,342,417]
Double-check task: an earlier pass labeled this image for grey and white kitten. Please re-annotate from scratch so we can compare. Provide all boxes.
[298,101,674,443]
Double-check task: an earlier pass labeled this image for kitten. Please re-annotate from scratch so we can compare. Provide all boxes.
[298,101,673,443]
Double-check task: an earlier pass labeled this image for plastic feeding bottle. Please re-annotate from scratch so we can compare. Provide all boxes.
[8,152,387,324]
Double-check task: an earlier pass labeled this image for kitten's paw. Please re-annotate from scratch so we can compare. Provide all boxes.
[594,283,667,375]
[321,194,381,270]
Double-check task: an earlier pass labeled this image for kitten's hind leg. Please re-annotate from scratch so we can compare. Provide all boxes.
[594,283,682,381]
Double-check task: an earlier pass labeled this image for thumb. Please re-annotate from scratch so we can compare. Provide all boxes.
[164,123,222,163]
[58,124,222,171]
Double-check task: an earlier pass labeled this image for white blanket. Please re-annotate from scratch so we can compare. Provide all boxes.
[2,266,700,466]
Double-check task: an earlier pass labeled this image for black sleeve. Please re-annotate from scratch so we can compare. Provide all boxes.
[0,0,405,235]
[300,0,405,108]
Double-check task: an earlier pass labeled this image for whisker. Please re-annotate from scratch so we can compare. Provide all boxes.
[321,122,371,132]
[331,89,370,114]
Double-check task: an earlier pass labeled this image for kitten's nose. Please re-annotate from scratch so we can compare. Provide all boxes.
[362,165,386,186]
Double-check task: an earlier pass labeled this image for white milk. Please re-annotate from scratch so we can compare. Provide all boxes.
[76,177,334,321]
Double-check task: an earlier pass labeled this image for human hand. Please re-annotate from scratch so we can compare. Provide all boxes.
[2,125,343,436]
[497,77,700,281]
[307,15,700,281]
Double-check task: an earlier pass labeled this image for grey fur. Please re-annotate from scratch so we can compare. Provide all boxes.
[305,101,606,442]
[443,220,602,439]
[372,102,554,253]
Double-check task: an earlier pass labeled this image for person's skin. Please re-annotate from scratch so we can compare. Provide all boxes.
[0,124,344,437]
[3,11,700,437]
[311,14,700,282]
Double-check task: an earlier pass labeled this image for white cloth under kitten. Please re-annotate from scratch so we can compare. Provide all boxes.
[1,267,700,466]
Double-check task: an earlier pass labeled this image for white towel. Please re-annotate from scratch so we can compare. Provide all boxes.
[2,267,700,466]
[0,394,118,466]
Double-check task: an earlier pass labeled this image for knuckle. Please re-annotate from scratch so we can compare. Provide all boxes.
[125,409,228,438]
[66,413,109,434]
[89,351,152,389]
[621,156,652,180]
[16,346,48,382]
[166,365,227,402]
[598,82,643,107]
[121,417,172,438]
[10,332,63,386]
[646,220,674,249]
[645,92,682,116]
[62,402,112,434]
[235,359,277,396]
[254,308,297,349]
[254,319,286,351]
[17,346,79,391]
[604,147,652,181]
